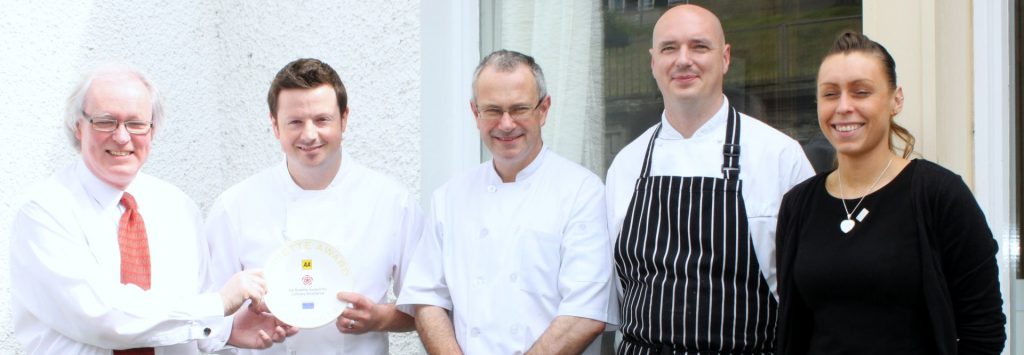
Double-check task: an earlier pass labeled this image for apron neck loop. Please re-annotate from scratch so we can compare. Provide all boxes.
[639,106,743,180]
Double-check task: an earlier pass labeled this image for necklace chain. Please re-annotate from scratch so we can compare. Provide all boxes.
[838,156,894,219]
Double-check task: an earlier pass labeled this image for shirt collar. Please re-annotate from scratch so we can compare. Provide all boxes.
[658,96,731,140]
[486,145,548,184]
[75,159,128,210]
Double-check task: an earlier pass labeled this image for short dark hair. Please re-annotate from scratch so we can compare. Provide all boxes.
[267,58,347,117]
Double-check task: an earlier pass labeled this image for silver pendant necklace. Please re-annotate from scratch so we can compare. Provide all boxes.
[837,157,894,234]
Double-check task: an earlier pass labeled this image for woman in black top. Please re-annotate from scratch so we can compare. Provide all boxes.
[775,31,1005,354]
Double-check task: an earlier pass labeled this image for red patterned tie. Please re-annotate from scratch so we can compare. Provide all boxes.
[115,192,155,355]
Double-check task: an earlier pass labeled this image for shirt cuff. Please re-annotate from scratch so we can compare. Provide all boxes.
[396,293,453,312]
[193,292,230,351]
[197,314,233,352]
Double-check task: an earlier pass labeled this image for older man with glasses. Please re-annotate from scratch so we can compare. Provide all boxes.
[10,63,295,354]
[399,49,616,355]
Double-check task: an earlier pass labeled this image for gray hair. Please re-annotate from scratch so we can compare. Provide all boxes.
[64,63,164,151]
[471,50,547,103]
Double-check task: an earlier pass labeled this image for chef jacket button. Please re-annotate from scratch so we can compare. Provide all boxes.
[476,276,485,285]
[487,185,497,193]
[471,327,481,337]
[480,228,489,238]
[510,324,520,335]
[509,273,518,282]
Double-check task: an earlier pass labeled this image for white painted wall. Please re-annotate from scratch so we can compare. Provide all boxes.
[0,1,425,353]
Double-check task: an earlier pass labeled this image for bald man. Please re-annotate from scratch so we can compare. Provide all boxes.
[605,5,813,354]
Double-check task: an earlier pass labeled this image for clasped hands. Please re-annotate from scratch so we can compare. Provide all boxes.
[220,269,296,349]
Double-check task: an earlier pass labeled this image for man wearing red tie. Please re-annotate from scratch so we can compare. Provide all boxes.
[10,63,295,354]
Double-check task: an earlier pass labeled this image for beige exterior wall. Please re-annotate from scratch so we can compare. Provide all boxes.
[871,3,1018,352]
[863,0,975,187]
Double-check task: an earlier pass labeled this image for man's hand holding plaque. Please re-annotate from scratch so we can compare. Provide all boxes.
[263,239,353,329]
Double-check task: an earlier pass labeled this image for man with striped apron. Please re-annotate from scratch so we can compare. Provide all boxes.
[605,4,814,354]
[617,107,779,353]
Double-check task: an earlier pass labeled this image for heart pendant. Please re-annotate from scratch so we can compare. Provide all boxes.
[840,219,855,234]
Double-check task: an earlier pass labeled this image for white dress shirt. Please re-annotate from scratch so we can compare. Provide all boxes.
[605,97,815,297]
[205,155,423,355]
[10,161,230,355]
[398,147,615,355]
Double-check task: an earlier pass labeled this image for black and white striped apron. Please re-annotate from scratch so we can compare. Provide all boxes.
[615,107,776,354]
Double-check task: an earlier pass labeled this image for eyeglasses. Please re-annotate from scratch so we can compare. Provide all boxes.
[82,111,153,135]
[477,98,544,121]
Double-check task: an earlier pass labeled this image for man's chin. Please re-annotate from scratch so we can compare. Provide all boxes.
[491,147,518,158]
[670,86,701,98]
[295,158,323,168]
[490,140,523,152]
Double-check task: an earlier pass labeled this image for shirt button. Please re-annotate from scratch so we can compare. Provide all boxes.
[480,228,489,238]
[471,327,481,337]
[476,276,485,285]
[487,185,497,193]
[509,273,518,282]
[510,324,520,335]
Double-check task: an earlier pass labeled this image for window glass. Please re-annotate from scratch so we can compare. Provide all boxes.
[485,1,861,176]
[603,0,861,174]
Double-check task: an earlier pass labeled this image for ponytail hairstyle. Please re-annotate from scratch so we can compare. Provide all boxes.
[824,31,915,158]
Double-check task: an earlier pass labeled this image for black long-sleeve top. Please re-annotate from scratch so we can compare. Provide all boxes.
[776,159,1005,355]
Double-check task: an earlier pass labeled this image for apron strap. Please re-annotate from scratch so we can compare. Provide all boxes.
[638,123,662,179]
[721,106,742,181]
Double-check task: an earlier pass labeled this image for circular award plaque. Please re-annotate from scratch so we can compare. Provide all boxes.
[263,239,352,328]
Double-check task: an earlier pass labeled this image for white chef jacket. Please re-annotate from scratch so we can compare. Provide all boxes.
[10,161,230,355]
[605,97,815,298]
[204,154,423,355]
[398,147,614,355]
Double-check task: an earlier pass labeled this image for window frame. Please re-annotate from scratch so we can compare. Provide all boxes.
[972,0,1016,350]
[419,1,483,207]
